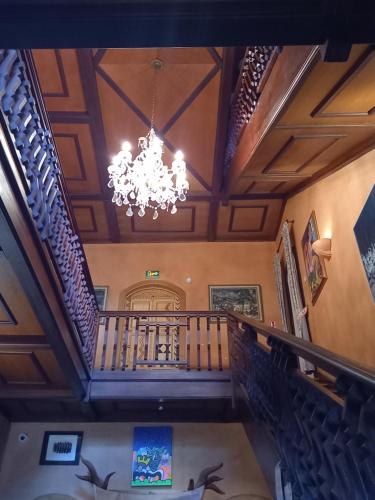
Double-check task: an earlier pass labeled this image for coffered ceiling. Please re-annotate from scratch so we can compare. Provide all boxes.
[32,45,375,243]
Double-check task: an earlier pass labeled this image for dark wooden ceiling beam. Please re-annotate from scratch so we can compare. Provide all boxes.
[70,192,285,202]
[0,1,373,48]
[207,47,236,241]
[76,49,121,243]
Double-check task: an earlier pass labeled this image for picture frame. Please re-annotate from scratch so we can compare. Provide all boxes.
[132,426,173,487]
[94,286,108,324]
[301,211,327,303]
[94,286,108,311]
[354,184,375,302]
[209,285,263,321]
[39,431,83,465]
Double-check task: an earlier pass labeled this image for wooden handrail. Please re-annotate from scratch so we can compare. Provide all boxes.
[227,310,375,388]
[99,311,228,318]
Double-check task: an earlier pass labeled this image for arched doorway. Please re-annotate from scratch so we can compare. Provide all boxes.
[119,280,186,312]
[119,281,186,367]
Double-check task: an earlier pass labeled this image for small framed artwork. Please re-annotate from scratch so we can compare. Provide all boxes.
[39,431,83,465]
[301,211,327,302]
[354,184,375,302]
[94,286,108,311]
[132,426,173,487]
[209,285,263,321]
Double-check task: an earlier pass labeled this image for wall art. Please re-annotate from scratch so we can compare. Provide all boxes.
[354,184,375,301]
[209,285,263,321]
[301,211,327,302]
[39,431,83,465]
[132,426,172,487]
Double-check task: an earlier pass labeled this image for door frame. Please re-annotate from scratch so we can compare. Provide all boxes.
[119,280,186,311]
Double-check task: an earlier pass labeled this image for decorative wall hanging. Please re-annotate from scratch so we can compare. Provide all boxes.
[301,211,327,302]
[209,285,263,321]
[281,221,314,374]
[39,431,83,465]
[132,426,173,487]
[273,254,289,332]
[354,184,375,302]
[77,457,224,499]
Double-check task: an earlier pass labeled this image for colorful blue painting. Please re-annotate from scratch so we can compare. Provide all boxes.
[132,426,172,487]
[354,184,375,302]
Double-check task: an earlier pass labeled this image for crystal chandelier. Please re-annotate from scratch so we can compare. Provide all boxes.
[107,59,189,220]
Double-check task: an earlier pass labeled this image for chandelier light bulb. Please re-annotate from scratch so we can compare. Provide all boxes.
[107,128,189,219]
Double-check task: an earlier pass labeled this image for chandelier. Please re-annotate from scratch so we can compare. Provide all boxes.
[107,59,189,220]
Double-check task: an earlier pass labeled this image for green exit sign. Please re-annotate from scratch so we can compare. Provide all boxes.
[145,270,160,279]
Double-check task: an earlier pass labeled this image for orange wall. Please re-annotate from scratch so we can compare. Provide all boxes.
[279,148,375,367]
[84,241,281,327]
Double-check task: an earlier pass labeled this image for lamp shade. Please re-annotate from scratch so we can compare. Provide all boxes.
[312,238,332,258]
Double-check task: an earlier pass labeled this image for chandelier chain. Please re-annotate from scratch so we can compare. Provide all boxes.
[107,57,189,219]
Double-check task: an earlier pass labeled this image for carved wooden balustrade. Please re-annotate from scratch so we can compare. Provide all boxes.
[94,311,229,372]
[224,45,280,170]
[227,311,375,500]
[0,49,98,369]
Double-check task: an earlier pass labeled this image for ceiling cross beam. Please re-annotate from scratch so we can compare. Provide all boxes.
[76,49,121,243]
[207,47,237,241]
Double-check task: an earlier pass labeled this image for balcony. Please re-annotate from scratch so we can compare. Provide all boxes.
[90,311,234,409]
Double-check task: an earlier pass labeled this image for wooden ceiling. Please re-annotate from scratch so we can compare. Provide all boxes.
[0,250,67,390]
[229,44,375,199]
[32,45,375,243]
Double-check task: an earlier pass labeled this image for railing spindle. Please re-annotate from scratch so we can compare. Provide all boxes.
[94,317,106,370]
[132,317,139,371]
[166,324,170,362]
[155,324,160,363]
[217,316,223,371]
[206,316,211,371]
[104,317,116,370]
[121,316,129,370]
[144,324,150,366]
[197,316,201,370]
[111,316,120,370]
[186,316,191,371]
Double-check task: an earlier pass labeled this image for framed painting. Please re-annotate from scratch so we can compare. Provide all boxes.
[94,286,108,311]
[209,285,263,321]
[354,184,375,302]
[301,211,327,302]
[132,426,172,487]
[39,431,83,465]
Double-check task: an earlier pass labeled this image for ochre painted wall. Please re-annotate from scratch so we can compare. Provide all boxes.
[84,241,282,327]
[279,148,375,367]
[0,422,270,500]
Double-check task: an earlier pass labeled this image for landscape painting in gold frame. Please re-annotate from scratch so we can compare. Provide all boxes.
[301,211,327,303]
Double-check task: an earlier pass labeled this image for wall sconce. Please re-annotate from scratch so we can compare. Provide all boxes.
[312,238,332,259]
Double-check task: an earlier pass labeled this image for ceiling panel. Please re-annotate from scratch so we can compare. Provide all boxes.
[216,200,284,241]
[52,123,101,194]
[117,201,210,242]
[33,49,86,112]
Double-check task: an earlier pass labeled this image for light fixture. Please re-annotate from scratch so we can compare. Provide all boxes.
[312,238,332,259]
[107,58,189,219]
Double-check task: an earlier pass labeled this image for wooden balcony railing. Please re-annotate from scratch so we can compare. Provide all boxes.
[94,311,230,372]
[0,49,98,369]
[224,45,280,170]
[227,311,375,500]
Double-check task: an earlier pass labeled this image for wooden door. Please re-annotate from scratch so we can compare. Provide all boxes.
[123,285,183,368]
